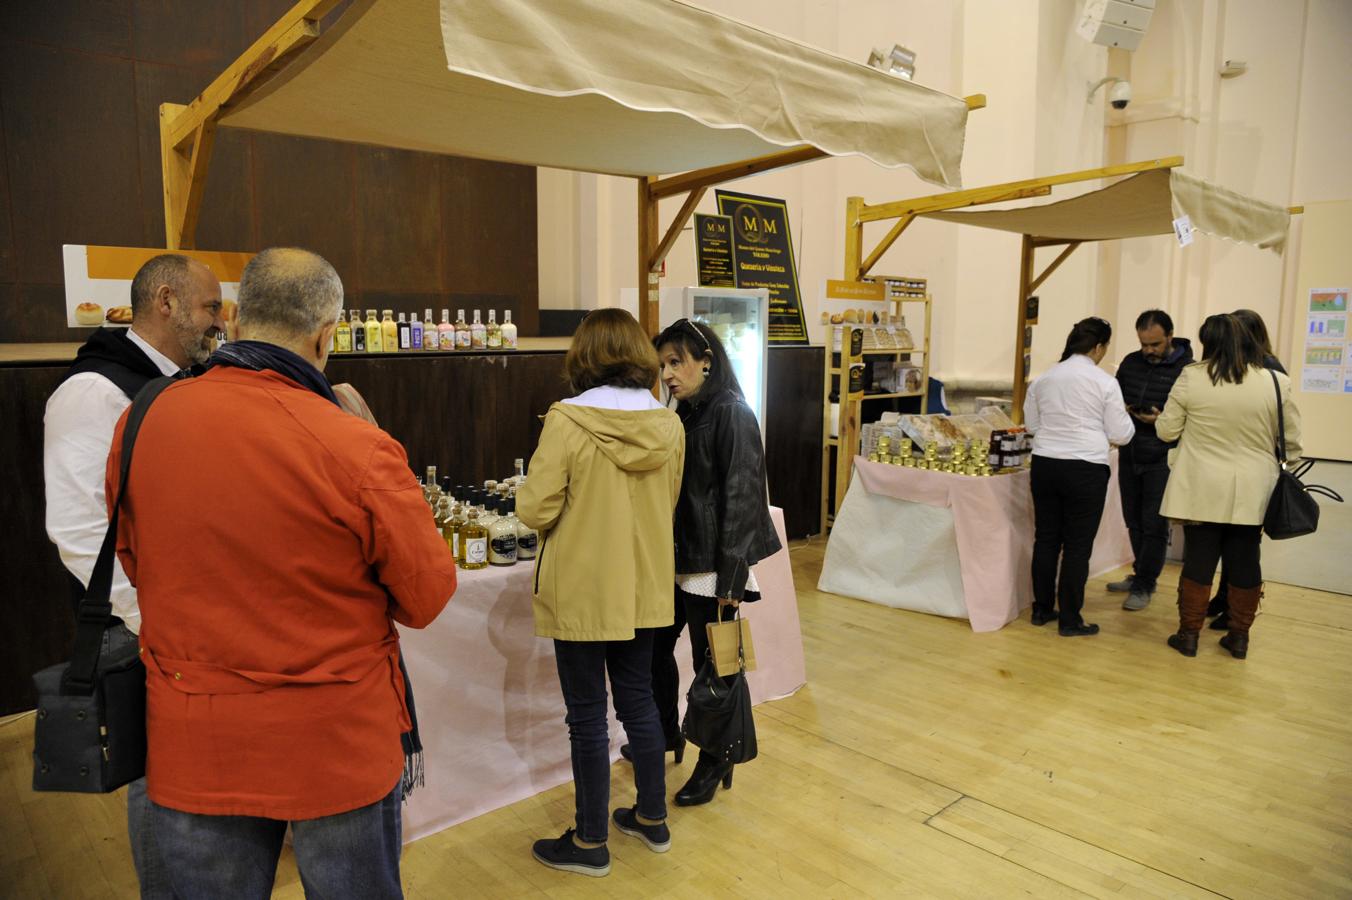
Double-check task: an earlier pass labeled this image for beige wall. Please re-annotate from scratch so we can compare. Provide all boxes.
[538,0,1349,393]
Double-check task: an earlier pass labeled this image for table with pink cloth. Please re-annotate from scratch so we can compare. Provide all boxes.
[818,457,1132,632]
[396,507,805,843]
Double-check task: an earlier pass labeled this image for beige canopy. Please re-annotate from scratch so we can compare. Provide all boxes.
[921,167,1290,252]
[217,0,972,185]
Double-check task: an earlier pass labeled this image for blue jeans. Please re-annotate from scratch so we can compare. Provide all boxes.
[150,781,403,899]
[553,631,666,843]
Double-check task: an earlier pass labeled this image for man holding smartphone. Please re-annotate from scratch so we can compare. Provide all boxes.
[1109,309,1193,610]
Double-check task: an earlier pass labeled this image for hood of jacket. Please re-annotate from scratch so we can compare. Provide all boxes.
[550,402,682,473]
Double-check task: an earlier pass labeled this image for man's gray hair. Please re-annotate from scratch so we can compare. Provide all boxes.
[130,254,195,316]
[236,248,344,337]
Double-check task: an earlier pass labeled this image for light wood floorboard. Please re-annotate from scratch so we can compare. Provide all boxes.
[1,540,1348,897]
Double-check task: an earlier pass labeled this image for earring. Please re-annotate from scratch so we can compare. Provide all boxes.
[702,366,710,375]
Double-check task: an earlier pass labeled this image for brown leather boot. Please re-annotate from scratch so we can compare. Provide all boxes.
[1167,577,1211,657]
[1220,583,1262,659]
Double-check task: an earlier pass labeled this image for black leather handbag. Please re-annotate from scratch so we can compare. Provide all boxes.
[1262,370,1341,540]
[682,609,758,765]
[32,377,173,793]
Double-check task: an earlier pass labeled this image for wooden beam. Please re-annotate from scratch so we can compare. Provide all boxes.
[638,176,660,337]
[1287,205,1304,215]
[859,155,1184,224]
[843,196,865,281]
[859,214,914,278]
[1027,241,1082,294]
[160,103,218,250]
[964,94,987,110]
[649,186,707,273]
[1011,235,1036,424]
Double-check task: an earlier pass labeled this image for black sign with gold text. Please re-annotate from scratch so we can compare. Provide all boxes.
[695,214,736,287]
[714,190,808,345]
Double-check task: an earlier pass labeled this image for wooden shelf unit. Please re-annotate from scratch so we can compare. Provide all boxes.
[820,280,932,529]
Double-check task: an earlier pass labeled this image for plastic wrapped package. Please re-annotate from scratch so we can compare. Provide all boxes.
[948,414,994,443]
[977,405,1015,430]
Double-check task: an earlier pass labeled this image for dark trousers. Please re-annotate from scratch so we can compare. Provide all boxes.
[553,632,667,843]
[650,596,687,746]
[679,587,737,768]
[1117,452,1170,592]
[1181,523,1262,589]
[1031,455,1111,627]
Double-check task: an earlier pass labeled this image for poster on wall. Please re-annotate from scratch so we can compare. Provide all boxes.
[714,190,808,345]
[63,245,252,329]
[694,214,737,287]
[1301,287,1350,394]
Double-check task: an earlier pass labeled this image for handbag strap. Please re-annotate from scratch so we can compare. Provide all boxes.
[60,376,175,695]
[1269,369,1287,465]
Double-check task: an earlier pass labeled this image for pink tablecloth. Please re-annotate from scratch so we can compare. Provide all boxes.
[826,457,1131,632]
[396,507,804,843]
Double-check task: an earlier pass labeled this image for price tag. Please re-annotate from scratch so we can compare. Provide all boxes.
[1173,215,1194,247]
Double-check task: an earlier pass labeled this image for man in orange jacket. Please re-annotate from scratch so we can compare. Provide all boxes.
[107,247,456,898]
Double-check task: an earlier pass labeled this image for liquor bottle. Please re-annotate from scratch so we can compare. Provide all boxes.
[397,312,412,350]
[451,493,469,562]
[501,310,518,349]
[380,310,397,352]
[470,310,486,349]
[459,508,488,570]
[421,308,436,350]
[410,312,423,351]
[438,309,454,351]
[488,498,518,566]
[351,310,366,352]
[424,466,439,507]
[515,500,537,561]
[478,492,500,530]
[486,310,502,349]
[437,495,456,556]
[454,309,470,350]
[327,319,336,354]
[364,309,383,353]
[335,310,352,353]
[513,457,526,486]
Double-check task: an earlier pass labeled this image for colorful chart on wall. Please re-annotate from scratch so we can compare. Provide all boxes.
[714,191,808,345]
[1301,287,1350,394]
[62,245,253,329]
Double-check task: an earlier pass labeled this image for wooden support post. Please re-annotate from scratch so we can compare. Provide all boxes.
[160,103,216,250]
[859,214,914,279]
[844,196,865,281]
[638,176,660,337]
[1028,241,1081,294]
[1011,235,1036,424]
[649,186,706,274]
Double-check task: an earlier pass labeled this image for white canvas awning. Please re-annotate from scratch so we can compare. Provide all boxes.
[921,168,1290,252]
[218,0,971,185]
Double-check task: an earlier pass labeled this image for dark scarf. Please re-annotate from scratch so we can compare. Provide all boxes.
[209,340,425,799]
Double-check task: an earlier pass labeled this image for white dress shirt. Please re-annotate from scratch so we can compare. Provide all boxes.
[1024,353,1135,465]
[43,329,181,633]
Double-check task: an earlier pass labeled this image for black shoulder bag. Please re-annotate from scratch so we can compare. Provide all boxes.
[682,607,758,766]
[1262,370,1341,540]
[32,376,174,793]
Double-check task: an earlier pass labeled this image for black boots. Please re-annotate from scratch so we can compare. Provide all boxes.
[673,758,734,807]
[619,736,686,765]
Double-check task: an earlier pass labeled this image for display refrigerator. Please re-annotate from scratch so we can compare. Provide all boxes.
[618,286,770,435]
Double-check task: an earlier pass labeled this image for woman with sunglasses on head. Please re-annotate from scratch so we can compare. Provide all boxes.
[633,318,780,807]
[1024,317,1135,636]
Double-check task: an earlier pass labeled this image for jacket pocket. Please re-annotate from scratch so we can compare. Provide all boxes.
[534,534,548,596]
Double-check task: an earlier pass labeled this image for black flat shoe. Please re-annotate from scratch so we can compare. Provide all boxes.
[1057,623,1100,637]
[1209,611,1230,631]
[619,736,686,765]
[1030,609,1056,626]
[674,761,733,807]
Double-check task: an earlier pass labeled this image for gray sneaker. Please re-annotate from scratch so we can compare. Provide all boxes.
[1122,589,1153,611]
[1107,579,1135,593]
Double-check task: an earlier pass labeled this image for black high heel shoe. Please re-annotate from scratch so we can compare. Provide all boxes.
[674,760,733,806]
[619,737,686,765]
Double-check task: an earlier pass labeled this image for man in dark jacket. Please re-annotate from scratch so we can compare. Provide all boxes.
[1109,309,1193,610]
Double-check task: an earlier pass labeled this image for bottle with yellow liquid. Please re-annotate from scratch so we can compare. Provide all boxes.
[380,310,397,353]
[364,310,383,353]
[459,508,488,570]
[334,310,352,353]
[436,495,456,557]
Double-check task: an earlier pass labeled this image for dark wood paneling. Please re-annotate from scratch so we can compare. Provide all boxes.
[0,284,73,346]
[0,1,132,56]
[0,42,143,285]
[132,0,249,69]
[0,120,14,283]
[0,363,77,715]
[765,346,824,539]
[252,132,358,284]
[355,146,442,294]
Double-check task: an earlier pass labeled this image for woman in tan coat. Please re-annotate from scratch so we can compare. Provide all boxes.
[1156,314,1301,659]
[517,309,684,877]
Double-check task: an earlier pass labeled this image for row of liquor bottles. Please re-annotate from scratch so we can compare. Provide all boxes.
[332,308,518,354]
[420,464,536,570]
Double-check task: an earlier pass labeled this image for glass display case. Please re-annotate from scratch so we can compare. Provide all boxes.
[682,287,769,435]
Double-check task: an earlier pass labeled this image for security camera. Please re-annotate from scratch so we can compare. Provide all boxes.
[1109,80,1132,109]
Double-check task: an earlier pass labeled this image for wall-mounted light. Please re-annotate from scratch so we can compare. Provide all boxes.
[867,45,916,80]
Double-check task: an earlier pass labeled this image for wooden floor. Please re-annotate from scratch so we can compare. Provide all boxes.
[4,543,1350,898]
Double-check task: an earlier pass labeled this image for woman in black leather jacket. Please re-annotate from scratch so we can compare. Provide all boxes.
[626,317,780,807]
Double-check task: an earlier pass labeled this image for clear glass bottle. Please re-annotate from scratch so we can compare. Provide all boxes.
[423,308,437,350]
[437,495,456,556]
[501,310,518,350]
[513,457,526,486]
[438,309,454,351]
[424,466,439,507]
[352,309,366,352]
[454,309,471,349]
[488,498,518,566]
[364,309,382,353]
[458,508,488,570]
[478,492,500,530]
[380,310,397,353]
[410,312,423,350]
[470,309,486,349]
[515,500,537,561]
[486,310,502,349]
[334,310,352,353]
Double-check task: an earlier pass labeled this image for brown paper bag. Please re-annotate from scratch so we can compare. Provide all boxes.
[706,615,756,677]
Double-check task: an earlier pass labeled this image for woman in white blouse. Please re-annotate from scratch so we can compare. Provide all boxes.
[1024,317,1135,636]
